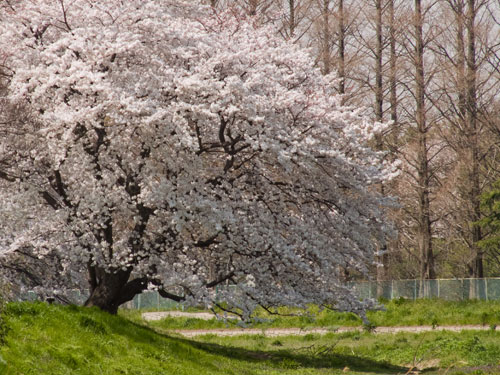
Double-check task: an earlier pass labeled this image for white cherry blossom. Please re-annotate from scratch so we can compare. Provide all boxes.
[0,0,396,315]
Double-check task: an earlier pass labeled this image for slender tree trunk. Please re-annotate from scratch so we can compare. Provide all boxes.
[414,0,435,289]
[455,0,466,120]
[388,0,398,124]
[249,0,258,15]
[289,0,295,37]
[374,0,388,297]
[465,0,482,279]
[338,0,346,96]
[375,0,383,122]
[321,0,331,74]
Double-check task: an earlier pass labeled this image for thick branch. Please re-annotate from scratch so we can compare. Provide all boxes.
[157,288,185,302]
[116,277,148,306]
[206,271,235,288]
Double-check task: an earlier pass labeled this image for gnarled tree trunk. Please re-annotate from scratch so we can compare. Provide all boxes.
[84,266,147,314]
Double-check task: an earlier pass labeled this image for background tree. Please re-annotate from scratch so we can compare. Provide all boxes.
[432,0,500,282]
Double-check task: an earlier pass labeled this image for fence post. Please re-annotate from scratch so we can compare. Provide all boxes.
[157,291,160,310]
[414,279,417,301]
[138,294,141,309]
[438,279,440,299]
[485,278,489,301]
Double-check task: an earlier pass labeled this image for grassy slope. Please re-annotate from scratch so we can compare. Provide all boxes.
[2,301,500,374]
[0,302,404,375]
[135,299,500,331]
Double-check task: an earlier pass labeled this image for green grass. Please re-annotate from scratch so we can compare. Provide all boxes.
[0,302,405,375]
[2,302,500,374]
[367,298,500,327]
[140,298,500,331]
[195,330,500,373]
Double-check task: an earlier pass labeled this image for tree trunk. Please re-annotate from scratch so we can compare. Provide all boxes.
[321,0,331,75]
[288,0,295,37]
[388,0,398,124]
[84,266,147,314]
[248,0,258,15]
[338,0,346,96]
[374,0,387,297]
[465,0,482,279]
[375,0,383,122]
[414,0,435,288]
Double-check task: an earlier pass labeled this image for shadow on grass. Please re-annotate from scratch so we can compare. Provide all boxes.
[187,338,408,374]
[113,317,407,374]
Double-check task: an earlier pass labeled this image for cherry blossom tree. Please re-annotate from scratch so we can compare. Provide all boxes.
[0,0,396,315]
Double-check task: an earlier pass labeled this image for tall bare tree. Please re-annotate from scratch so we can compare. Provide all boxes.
[414,0,435,280]
[432,0,500,283]
[388,0,398,124]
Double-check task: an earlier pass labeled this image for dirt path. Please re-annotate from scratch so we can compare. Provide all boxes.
[168,325,497,337]
[142,311,227,321]
[141,312,497,337]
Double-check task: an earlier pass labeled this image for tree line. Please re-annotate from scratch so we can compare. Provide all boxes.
[207,0,500,281]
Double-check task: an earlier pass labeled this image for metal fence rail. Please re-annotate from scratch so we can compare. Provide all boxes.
[15,278,500,309]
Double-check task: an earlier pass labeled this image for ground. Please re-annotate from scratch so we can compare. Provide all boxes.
[3,300,500,374]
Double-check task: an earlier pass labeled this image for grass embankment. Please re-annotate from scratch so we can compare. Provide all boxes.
[0,302,405,375]
[2,300,500,374]
[132,298,500,331]
[0,303,403,375]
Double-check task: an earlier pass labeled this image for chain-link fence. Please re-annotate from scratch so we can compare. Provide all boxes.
[15,289,181,310]
[15,278,500,310]
[125,291,182,310]
[349,278,500,301]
